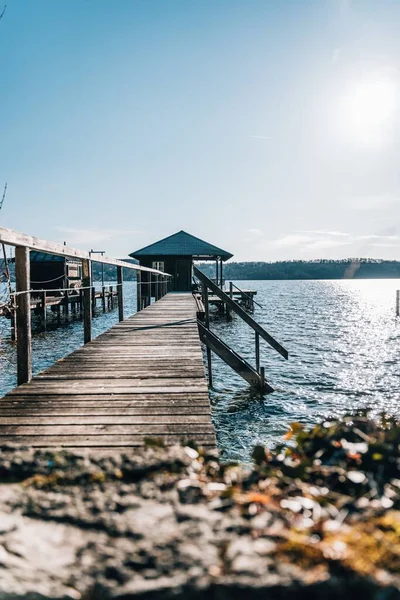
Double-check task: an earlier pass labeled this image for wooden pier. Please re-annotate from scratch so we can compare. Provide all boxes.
[0,226,289,452]
[0,293,216,450]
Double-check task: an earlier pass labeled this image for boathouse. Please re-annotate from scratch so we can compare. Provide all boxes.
[130,230,233,293]
[22,252,82,295]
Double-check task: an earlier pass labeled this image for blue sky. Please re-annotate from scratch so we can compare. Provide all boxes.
[1,0,400,261]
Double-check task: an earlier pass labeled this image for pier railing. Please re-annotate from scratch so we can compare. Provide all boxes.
[193,266,288,392]
[0,226,172,385]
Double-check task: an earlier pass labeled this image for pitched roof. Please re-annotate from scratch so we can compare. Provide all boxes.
[29,252,80,263]
[130,230,233,261]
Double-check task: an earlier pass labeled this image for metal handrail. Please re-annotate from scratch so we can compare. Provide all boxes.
[193,265,288,360]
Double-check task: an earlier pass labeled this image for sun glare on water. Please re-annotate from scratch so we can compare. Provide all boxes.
[339,76,399,146]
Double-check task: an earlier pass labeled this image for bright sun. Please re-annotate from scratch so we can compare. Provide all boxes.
[340,78,398,145]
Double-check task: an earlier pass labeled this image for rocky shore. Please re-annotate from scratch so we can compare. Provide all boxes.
[0,412,399,599]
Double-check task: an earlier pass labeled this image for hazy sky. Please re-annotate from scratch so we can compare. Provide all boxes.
[1,0,400,261]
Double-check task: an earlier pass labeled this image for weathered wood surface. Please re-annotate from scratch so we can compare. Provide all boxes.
[0,226,167,274]
[0,293,216,449]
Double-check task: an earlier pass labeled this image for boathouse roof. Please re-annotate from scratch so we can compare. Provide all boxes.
[130,230,233,261]
[29,252,80,263]
[30,251,65,262]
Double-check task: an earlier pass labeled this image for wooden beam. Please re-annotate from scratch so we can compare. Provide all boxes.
[0,226,170,275]
[82,259,92,344]
[15,246,32,384]
[194,266,289,360]
[117,266,124,322]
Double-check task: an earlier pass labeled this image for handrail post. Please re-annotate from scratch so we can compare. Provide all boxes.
[137,271,142,312]
[117,265,124,322]
[64,290,69,317]
[110,285,114,309]
[202,282,212,387]
[155,274,159,301]
[91,285,96,314]
[15,246,32,384]
[229,281,233,300]
[41,290,47,331]
[150,274,153,304]
[255,331,260,373]
[260,366,265,391]
[82,258,92,344]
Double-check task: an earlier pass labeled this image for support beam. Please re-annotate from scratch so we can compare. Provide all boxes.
[41,291,47,330]
[117,266,124,322]
[64,291,69,317]
[155,274,159,301]
[15,246,31,384]
[136,271,142,312]
[82,259,92,344]
[255,332,260,373]
[202,283,212,388]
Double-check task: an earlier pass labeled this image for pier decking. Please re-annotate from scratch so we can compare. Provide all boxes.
[0,293,216,450]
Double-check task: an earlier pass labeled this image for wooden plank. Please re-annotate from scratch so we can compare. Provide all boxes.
[0,415,212,425]
[0,293,215,449]
[0,435,216,447]
[0,424,215,435]
[0,408,211,416]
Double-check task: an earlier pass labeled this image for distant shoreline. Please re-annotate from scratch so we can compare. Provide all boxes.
[201,259,400,281]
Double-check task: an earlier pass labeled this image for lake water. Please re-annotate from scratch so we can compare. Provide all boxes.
[1,280,399,462]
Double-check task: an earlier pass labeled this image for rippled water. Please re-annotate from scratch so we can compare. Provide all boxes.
[210,279,400,460]
[1,279,399,461]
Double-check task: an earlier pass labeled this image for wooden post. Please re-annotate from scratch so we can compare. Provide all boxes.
[229,282,233,299]
[255,331,260,373]
[64,290,69,317]
[137,271,142,312]
[15,246,32,385]
[79,289,83,316]
[149,274,153,304]
[102,285,106,312]
[155,274,159,301]
[396,290,400,317]
[260,366,265,391]
[91,286,96,314]
[110,285,114,309]
[117,266,124,322]
[219,258,223,289]
[41,291,47,330]
[203,283,212,387]
[82,258,92,344]
[11,301,16,341]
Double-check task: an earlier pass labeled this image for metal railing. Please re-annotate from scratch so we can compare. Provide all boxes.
[193,265,288,392]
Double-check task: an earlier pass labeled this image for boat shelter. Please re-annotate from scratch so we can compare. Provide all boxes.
[130,230,233,294]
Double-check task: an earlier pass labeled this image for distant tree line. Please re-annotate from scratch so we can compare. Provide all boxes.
[2,258,400,285]
[198,258,400,280]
